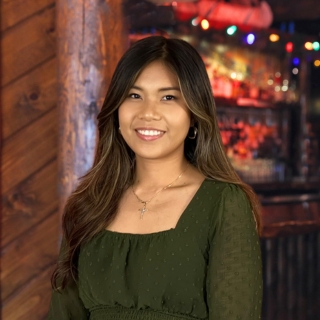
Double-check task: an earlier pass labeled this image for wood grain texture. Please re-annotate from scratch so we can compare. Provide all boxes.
[100,0,129,99]
[1,212,59,302]
[2,58,57,139]
[2,159,58,247]
[261,201,320,238]
[1,0,54,31]
[261,233,320,320]
[56,0,128,211]
[2,264,56,320]
[1,0,59,318]
[2,108,58,194]
[1,5,56,86]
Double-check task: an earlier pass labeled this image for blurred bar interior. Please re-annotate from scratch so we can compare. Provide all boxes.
[126,1,320,319]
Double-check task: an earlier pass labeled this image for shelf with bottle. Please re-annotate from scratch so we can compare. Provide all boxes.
[217,105,291,184]
[201,42,300,105]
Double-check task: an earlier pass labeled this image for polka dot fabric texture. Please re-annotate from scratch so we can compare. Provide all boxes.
[47,180,262,319]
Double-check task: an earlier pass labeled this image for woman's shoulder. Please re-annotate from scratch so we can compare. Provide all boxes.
[202,179,256,233]
[202,178,243,193]
[200,178,249,208]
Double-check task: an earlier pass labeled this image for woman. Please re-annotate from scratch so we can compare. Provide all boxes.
[47,36,262,320]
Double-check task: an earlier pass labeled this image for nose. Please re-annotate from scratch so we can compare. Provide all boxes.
[138,99,161,121]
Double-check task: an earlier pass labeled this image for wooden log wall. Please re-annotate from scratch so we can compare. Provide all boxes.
[1,0,59,319]
[1,0,128,319]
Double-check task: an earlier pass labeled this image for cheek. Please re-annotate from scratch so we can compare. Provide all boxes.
[178,110,192,130]
[118,105,131,128]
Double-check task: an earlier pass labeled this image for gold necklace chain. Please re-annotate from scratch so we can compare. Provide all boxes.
[131,164,190,220]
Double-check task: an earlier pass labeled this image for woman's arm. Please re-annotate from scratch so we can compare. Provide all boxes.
[206,184,262,319]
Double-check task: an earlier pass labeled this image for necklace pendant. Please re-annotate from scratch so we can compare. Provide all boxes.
[139,202,148,220]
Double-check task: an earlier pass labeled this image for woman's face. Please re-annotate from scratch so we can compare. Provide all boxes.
[118,60,191,162]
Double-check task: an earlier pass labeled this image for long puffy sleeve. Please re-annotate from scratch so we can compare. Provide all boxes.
[46,240,89,320]
[206,184,262,319]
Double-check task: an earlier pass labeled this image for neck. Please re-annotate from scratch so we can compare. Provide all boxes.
[133,156,189,190]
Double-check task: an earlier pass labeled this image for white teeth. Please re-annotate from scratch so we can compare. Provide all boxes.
[137,130,162,136]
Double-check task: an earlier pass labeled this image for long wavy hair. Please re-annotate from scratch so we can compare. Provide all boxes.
[52,35,261,290]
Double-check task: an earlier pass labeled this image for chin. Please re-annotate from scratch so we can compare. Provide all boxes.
[134,148,185,162]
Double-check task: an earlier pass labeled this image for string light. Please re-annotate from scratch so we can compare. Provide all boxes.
[191,17,200,26]
[269,34,280,42]
[305,42,313,50]
[312,41,320,51]
[227,26,237,36]
[246,34,255,45]
[292,68,299,75]
[201,19,209,30]
[293,57,300,66]
[176,19,320,56]
[285,42,293,53]
[314,60,320,67]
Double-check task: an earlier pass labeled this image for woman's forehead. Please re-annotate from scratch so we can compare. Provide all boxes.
[132,61,179,88]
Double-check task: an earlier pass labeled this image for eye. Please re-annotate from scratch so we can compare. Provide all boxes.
[128,93,141,99]
[162,95,176,101]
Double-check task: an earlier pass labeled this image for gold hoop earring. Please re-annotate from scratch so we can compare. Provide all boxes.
[188,127,198,139]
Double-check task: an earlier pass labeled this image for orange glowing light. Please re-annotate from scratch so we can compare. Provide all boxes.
[314,60,320,67]
[201,19,210,30]
[269,34,280,42]
[305,42,313,50]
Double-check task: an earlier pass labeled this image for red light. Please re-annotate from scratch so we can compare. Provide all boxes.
[286,42,293,53]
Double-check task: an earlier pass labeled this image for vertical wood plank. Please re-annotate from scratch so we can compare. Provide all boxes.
[276,237,286,319]
[297,235,307,320]
[287,236,296,320]
[305,233,315,320]
[316,233,320,318]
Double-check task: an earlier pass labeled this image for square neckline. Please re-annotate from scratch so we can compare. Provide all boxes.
[102,178,209,237]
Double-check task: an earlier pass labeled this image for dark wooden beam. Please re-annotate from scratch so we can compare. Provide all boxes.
[56,0,128,223]
[266,0,320,21]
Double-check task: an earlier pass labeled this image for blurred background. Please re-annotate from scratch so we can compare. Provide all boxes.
[1,0,319,319]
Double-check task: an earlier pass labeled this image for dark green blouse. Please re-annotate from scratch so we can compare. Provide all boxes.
[47,180,262,320]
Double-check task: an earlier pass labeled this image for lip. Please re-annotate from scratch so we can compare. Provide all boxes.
[134,127,166,141]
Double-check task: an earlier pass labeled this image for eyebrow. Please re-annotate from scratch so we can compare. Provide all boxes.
[131,85,181,92]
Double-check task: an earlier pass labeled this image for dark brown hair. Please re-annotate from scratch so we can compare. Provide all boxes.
[52,36,261,290]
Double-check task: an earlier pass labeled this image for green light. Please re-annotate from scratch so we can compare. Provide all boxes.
[313,41,320,51]
[227,25,237,35]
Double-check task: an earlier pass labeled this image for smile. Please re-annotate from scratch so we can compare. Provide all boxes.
[136,129,163,136]
[135,129,165,141]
